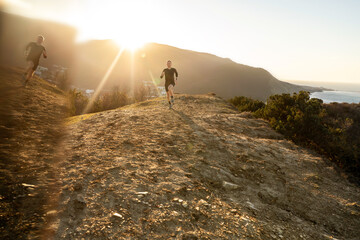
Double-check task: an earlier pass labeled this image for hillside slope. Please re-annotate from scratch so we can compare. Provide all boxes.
[57,94,359,239]
[0,12,321,101]
[0,12,76,70]
[72,40,322,101]
[0,66,68,239]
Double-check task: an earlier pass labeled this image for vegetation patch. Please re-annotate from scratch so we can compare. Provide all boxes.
[230,91,360,183]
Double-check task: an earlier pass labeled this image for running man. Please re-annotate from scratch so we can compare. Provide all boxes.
[160,60,178,109]
[23,35,47,86]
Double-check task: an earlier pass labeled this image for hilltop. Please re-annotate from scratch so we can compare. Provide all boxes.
[0,66,359,239]
[57,93,359,239]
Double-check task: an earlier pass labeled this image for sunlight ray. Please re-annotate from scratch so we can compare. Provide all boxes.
[129,51,135,99]
[82,47,125,114]
[148,70,161,96]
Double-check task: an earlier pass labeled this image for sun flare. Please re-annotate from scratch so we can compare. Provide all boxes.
[113,37,145,51]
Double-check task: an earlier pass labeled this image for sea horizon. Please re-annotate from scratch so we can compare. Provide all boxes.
[285,80,360,93]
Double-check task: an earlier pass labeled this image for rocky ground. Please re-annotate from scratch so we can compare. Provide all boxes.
[57,94,360,239]
[0,66,67,239]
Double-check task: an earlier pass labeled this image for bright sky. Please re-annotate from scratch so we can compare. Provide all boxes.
[2,0,360,83]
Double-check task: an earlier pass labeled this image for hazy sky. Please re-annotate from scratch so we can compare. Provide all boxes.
[2,0,360,83]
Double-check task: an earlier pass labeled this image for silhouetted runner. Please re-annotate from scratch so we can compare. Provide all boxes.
[23,35,47,86]
[160,60,178,109]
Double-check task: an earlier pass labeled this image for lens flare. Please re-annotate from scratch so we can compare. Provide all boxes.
[82,47,125,114]
[148,70,161,96]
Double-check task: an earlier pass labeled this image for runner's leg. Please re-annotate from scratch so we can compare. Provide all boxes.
[26,70,35,80]
[166,90,170,102]
[25,61,35,81]
[168,84,174,104]
[23,61,33,79]
[25,70,35,84]
[168,85,174,97]
[24,64,35,86]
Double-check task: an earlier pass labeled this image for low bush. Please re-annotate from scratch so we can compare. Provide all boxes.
[68,87,130,116]
[229,96,265,112]
[230,91,360,183]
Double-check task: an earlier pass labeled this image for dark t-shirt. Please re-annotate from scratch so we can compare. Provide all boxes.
[161,68,178,82]
[26,42,46,62]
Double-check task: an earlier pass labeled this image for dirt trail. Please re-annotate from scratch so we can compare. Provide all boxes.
[0,66,67,239]
[58,94,360,239]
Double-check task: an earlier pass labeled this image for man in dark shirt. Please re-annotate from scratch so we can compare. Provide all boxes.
[23,35,47,86]
[160,60,178,108]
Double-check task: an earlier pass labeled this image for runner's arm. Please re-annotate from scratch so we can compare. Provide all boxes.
[175,69,178,81]
[43,50,47,59]
[25,42,32,51]
[160,70,165,79]
[24,43,31,56]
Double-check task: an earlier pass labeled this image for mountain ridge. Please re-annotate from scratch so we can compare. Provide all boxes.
[72,39,323,101]
[1,12,323,101]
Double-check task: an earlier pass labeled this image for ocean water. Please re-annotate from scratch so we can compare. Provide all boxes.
[310,91,360,104]
[285,80,360,92]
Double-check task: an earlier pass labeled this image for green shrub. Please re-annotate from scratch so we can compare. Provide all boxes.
[68,87,132,116]
[261,91,359,182]
[68,89,89,116]
[229,96,265,112]
[230,91,360,182]
[259,91,327,143]
[101,87,129,111]
[322,103,360,176]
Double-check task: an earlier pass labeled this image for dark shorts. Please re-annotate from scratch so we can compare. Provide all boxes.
[27,58,39,71]
[165,80,175,92]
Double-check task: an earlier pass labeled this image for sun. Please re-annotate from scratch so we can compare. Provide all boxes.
[71,1,155,51]
[113,36,146,51]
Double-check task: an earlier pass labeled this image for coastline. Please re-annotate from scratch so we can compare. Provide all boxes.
[310,90,360,104]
